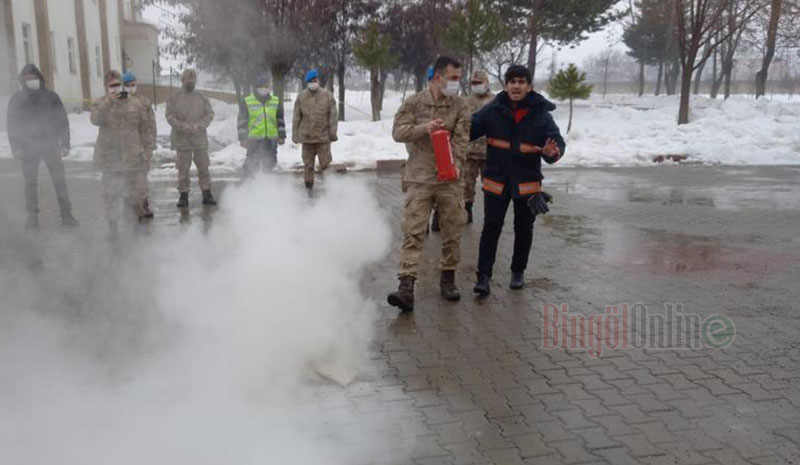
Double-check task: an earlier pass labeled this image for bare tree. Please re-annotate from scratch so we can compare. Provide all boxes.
[755,0,783,98]
[675,0,762,124]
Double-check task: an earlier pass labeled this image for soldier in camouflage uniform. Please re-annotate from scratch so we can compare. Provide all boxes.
[463,70,495,224]
[292,69,338,189]
[166,69,216,208]
[91,70,156,239]
[387,56,470,312]
[122,71,156,219]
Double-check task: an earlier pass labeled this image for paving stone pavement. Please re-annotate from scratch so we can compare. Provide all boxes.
[3,159,800,464]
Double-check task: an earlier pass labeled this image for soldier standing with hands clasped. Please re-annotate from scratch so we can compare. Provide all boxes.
[166,69,216,208]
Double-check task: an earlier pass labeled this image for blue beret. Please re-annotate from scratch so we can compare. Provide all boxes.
[122,71,136,83]
[305,69,319,83]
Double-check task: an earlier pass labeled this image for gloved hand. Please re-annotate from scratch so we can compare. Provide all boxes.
[528,191,553,216]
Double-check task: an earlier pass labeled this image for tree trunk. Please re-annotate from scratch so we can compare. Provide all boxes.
[567,98,573,134]
[370,68,381,122]
[655,61,664,96]
[638,61,645,97]
[693,61,705,95]
[723,65,733,99]
[337,60,346,122]
[678,66,694,125]
[527,22,539,80]
[271,63,289,116]
[602,58,609,98]
[756,0,782,99]
[414,70,425,93]
[379,69,388,112]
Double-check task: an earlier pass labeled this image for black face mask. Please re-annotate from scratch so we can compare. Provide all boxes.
[184,83,196,91]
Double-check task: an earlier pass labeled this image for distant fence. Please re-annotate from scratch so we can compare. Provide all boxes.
[553,80,800,97]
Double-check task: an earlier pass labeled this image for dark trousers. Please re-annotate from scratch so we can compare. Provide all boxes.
[21,153,72,217]
[243,139,278,177]
[477,193,536,278]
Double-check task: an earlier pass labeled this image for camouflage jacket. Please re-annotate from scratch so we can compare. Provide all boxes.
[292,88,338,144]
[90,94,155,172]
[166,89,214,150]
[392,90,470,185]
[465,91,494,159]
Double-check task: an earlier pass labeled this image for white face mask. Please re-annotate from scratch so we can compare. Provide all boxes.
[125,85,137,95]
[108,85,122,96]
[25,79,41,90]
[308,82,320,91]
[442,80,460,97]
[256,87,271,97]
[472,84,488,95]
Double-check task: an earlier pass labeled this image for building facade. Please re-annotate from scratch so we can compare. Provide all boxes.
[1,0,157,115]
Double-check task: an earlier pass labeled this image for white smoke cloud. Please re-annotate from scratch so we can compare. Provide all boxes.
[0,176,396,465]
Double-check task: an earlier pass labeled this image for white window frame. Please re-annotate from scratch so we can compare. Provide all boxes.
[21,23,33,64]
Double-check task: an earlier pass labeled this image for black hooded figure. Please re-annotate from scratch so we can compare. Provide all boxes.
[6,64,77,229]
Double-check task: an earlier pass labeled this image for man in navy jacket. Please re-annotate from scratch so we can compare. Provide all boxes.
[470,65,565,295]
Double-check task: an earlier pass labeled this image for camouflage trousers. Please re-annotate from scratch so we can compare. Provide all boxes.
[398,182,466,279]
[301,143,332,185]
[100,170,147,222]
[176,149,211,193]
[462,156,486,204]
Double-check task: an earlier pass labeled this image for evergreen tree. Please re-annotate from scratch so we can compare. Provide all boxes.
[548,64,592,134]
[353,22,397,121]
[441,0,506,78]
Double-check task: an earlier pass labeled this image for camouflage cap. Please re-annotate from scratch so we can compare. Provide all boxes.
[471,70,489,82]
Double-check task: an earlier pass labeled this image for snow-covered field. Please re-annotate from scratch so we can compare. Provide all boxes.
[1,91,798,177]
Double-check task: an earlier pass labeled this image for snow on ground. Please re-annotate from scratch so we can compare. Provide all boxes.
[1,91,798,177]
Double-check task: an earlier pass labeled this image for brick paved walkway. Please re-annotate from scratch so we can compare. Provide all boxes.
[3,159,799,464]
[358,166,800,465]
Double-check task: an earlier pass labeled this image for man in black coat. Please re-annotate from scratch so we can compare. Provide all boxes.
[470,65,565,295]
[6,64,77,229]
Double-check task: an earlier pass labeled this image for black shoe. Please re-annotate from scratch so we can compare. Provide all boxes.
[140,199,155,219]
[440,270,461,302]
[387,276,415,312]
[61,213,79,228]
[177,192,189,208]
[431,211,440,232]
[202,190,217,206]
[25,214,39,231]
[510,272,525,290]
[466,202,473,224]
[474,274,491,296]
[305,180,314,189]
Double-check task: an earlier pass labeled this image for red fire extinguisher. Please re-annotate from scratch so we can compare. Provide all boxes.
[431,129,458,182]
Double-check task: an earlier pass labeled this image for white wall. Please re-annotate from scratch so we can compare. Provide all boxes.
[82,0,106,99]
[47,0,83,109]
[105,0,122,73]
[10,0,38,72]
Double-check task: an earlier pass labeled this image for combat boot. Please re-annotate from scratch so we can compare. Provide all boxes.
[440,270,461,302]
[431,210,440,232]
[387,276,415,312]
[177,192,189,208]
[140,199,154,219]
[465,202,474,224]
[202,190,217,206]
[474,274,491,296]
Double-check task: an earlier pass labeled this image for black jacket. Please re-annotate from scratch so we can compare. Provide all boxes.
[470,91,565,198]
[6,64,70,158]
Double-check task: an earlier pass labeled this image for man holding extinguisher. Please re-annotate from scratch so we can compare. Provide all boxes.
[470,65,565,296]
[387,56,471,312]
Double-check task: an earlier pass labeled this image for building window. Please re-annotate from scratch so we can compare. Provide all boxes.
[67,38,77,74]
[95,45,102,76]
[21,23,33,64]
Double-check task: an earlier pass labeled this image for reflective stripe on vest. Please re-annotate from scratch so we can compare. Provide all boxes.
[245,94,279,139]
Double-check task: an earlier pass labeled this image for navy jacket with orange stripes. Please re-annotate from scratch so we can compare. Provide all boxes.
[470,91,566,198]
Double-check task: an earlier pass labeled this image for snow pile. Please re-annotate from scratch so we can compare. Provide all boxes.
[559,94,800,166]
[0,176,396,465]
[2,91,798,170]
